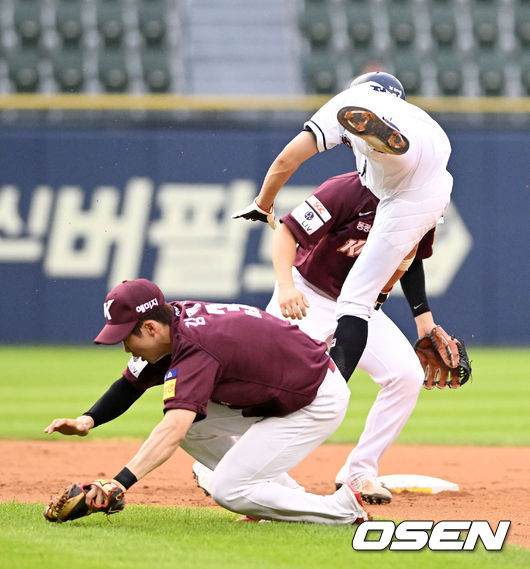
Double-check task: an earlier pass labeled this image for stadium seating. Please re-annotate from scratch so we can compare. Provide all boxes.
[97,1,126,48]
[386,1,416,49]
[98,48,129,93]
[0,0,527,96]
[435,50,464,96]
[7,49,41,93]
[141,48,171,93]
[138,0,167,47]
[13,1,42,48]
[55,1,83,48]
[52,48,85,93]
[299,2,333,49]
[429,2,458,49]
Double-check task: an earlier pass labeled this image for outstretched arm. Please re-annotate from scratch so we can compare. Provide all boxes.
[81,408,196,508]
[256,130,318,211]
[232,131,318,228]
[44,376,143,436]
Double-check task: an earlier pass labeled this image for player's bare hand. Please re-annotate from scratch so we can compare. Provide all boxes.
[232,199,276,229]
[83,484,108,507]
[278,285,310,320]
[44,417,94,436]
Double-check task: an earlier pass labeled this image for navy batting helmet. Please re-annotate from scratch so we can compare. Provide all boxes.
[350,72,406,100]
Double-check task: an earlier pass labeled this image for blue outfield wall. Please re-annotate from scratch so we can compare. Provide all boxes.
[0,122,528,345]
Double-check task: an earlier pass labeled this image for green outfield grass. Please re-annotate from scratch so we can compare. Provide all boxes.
[1,346,529,568]
[0,503,527,569]
[1,346,528,445]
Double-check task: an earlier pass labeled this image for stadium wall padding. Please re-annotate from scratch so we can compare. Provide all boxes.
[0,123,528,345]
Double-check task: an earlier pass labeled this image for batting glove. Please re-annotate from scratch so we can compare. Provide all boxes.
[232,199,276,229]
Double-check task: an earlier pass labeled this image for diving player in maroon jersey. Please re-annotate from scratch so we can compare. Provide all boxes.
[45,278,369,524]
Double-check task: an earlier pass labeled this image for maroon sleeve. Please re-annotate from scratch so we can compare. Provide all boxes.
[415,228,435,260]
[162,349,221,420]
[281,172,375,248]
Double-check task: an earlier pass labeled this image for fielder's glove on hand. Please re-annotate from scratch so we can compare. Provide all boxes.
[43,479,126,523]
[232,199,276,229]
[414,325,472,389]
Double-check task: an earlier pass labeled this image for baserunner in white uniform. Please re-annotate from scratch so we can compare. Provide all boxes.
[194,172,441,505]
[267,171,444,503]
[233,72,453,387]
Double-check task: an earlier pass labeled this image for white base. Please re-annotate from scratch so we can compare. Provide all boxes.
[377,474,459,494]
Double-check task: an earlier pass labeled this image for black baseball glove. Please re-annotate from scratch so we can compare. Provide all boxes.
[414,325,472,389]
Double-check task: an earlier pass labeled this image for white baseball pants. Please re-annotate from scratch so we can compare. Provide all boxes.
[180,366,364,523]
[267,268,424,481]
[337,178,451,321]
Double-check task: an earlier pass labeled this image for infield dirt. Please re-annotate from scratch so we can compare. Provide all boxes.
[1,441,528,548]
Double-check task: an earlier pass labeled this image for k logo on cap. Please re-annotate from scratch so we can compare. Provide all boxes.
[94,279,166,345]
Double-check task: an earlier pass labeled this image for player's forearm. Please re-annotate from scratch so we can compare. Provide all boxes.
[401,259,431,319]
[257,160,300,211]
[125,409,196,481]
[83,376,143,427]
[257,131,318,210]
[272,224,298,286]
[414,311,436,338]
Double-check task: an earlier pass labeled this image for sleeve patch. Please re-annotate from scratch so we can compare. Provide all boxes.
[307,196,331,222]
[163,378,177,400]
[127,356,149,378]
[291,202,325,235]
[164,368,178,380]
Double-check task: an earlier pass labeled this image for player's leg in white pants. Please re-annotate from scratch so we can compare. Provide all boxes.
[335,309,424,483]
[180,402,259,471]
[266,270,337,344]
[182,402,304,492]
[268,268,423,484]
[337,184,451,321]
[209,368,364,524]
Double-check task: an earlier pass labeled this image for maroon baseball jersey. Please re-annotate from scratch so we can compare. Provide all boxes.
[123,301,332,420]
[281,172,435,299]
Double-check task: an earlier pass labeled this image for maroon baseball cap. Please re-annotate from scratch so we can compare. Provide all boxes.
[94,279,166,345]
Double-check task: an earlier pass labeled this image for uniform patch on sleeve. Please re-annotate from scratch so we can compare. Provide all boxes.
[291,196,331,235]
[307,196,331,222]
[291,202,324,235]
[163,378,177,400]
[127,356,149,378]
[163,370,178,400]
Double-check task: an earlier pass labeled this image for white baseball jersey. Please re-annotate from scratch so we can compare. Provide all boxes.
[305,82,453,200]
[304,82,454,320]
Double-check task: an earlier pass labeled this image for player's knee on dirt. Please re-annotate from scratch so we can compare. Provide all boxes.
[209,468,246,511]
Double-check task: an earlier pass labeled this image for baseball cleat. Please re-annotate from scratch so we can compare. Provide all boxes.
[350,475,392,505]
[337,106,409,155]
[343,483,372,524]
[192,461,213,497]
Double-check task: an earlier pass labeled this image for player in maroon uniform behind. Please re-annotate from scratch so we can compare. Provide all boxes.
[44,278,369,524]
[267,171,440,502]
[195,172,441,505]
